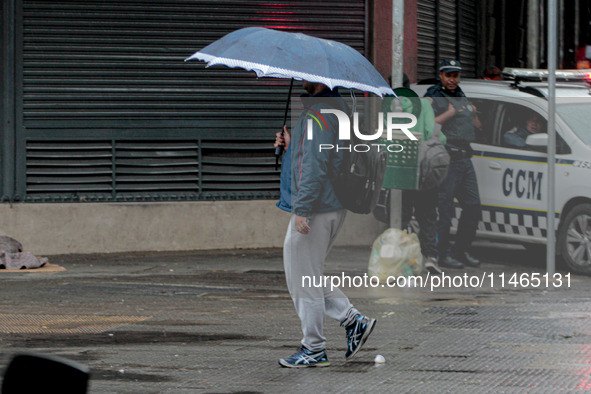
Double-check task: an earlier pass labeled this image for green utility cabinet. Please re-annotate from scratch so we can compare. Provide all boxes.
[378,133,421,190]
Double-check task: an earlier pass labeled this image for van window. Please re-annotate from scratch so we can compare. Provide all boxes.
[470,99,499,145]
[498,103,570,153]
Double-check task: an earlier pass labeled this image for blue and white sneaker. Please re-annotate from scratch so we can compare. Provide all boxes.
[345,315,376,360]
[278,346,330,368]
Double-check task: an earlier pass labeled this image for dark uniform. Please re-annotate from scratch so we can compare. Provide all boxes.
[425,62,481,268]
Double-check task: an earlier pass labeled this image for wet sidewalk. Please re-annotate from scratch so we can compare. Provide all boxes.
[1,244,590,393]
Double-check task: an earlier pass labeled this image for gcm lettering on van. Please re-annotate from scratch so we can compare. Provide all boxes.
[502,168,543,200]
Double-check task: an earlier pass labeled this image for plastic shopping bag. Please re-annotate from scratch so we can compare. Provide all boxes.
[368,228,423,280]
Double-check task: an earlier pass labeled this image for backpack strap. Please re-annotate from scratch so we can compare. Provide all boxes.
[432,122,443,139]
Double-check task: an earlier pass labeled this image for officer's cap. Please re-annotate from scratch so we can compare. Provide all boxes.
[440,59,462,73]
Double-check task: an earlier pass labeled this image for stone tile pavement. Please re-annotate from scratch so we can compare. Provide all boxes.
[1,244,590,393]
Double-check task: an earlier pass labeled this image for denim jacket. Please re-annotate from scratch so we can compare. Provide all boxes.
[276,88,346,216]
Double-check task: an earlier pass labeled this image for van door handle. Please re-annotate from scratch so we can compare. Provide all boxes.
[488,161,502,170]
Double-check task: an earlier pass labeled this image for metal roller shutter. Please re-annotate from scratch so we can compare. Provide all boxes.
[17,0,368,202]
[417,0,478,80]
[417,0,437,80]
[458,0,478,77]
[438,0,457,61]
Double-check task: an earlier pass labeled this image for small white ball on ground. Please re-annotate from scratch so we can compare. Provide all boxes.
[374,354,386,364]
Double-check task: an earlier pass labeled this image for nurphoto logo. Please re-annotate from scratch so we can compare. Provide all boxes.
[305,108,418,153]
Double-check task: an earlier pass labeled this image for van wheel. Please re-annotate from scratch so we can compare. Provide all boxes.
[558,203,591,274]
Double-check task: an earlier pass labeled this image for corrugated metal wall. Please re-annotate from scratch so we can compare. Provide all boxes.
[438,0,457,61]
[458,0,478,76]
[417,0,437,79]
[417,0,479,80]
[0,2,4,200]
[5,0,368,202]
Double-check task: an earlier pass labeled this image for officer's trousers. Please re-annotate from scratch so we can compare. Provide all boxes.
[437,158,482,259]
[402,187,439,259]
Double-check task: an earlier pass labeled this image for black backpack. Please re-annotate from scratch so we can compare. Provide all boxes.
[332,135,388,215]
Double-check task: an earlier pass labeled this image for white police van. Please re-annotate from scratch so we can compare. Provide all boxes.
[412,70,591,274]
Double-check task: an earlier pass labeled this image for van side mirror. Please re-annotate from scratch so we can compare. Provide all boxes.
[2,353,90,393]
[525,133,571,154]
[525,133,548,147]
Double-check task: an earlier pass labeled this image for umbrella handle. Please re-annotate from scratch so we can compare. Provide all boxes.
[274,148,282,173]
[275,78,294,169]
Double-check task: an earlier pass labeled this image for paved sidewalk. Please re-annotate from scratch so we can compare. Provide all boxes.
[1,244,590,393]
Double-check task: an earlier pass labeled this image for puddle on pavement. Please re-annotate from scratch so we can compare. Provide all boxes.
[332,360,378,373]
[410,368,479,373]
[209,392,263,394]
[139,320,217,326]
[92,369,173,382]
[196,270,286,288]
[1,331,266,348]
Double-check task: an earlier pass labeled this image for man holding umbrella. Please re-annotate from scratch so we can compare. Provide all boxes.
[187,27,390,368]
[275,81,376,368]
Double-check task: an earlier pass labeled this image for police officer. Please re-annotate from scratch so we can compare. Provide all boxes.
[425,59,482,269]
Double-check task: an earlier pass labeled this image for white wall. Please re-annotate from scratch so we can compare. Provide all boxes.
[0,201,386,255]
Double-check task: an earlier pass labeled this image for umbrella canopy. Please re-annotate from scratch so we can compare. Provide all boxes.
[186,27,394,97]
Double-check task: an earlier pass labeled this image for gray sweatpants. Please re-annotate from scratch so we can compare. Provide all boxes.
[283,210,359,352]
